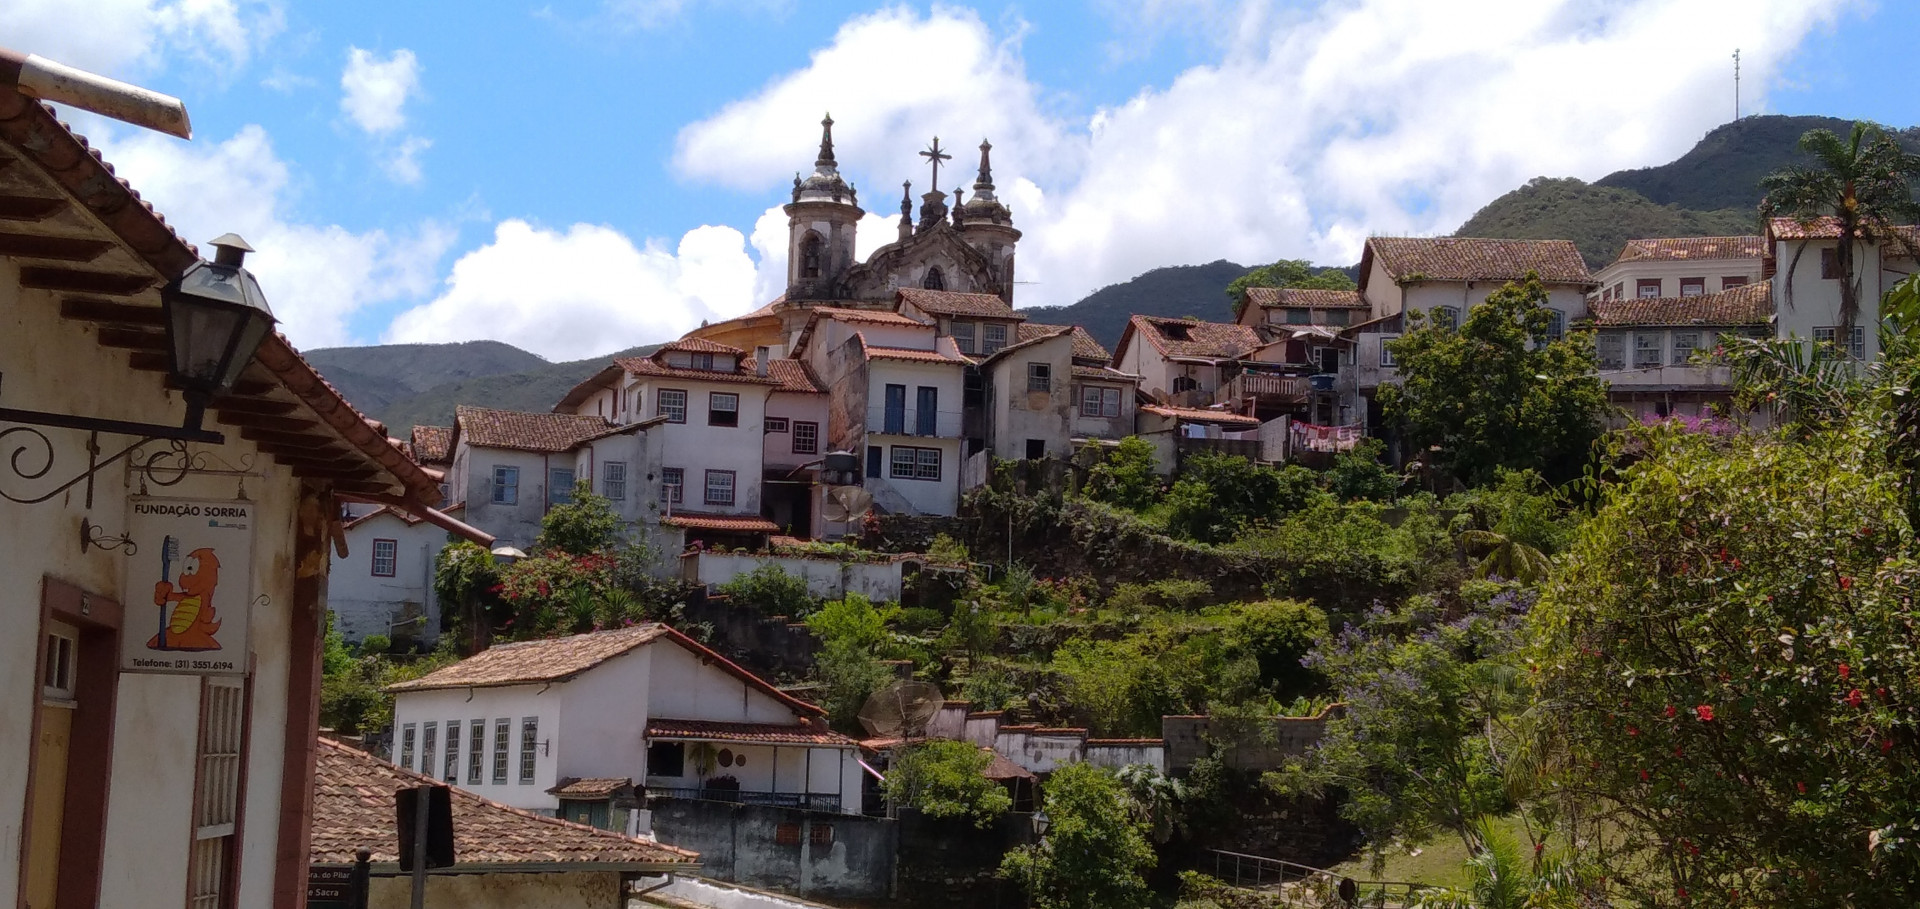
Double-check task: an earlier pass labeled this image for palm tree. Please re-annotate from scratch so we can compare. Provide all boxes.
[1404,816,1589,909]
[1760,122,1920,340]
[1457,530,1551,585]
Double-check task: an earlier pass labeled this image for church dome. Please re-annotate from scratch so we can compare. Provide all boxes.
[792,115,859,206]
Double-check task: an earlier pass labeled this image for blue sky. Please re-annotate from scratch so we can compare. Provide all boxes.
[8,1,1916,359]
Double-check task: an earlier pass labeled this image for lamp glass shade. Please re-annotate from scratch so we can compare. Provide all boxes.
[163,261,276,394]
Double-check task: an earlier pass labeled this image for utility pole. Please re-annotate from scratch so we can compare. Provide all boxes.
[1733,49,1741,121]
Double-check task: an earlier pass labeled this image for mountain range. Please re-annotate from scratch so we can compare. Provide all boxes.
[309,114,1906,432]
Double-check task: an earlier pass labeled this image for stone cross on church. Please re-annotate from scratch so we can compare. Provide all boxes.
[919,137,951,193]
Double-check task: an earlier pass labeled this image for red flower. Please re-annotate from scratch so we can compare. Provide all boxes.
[1683,839,1699,856]
[1627,725,1640,736]
[1695,705,1715,722]
[1640,768,1651,782]
[1840,662,1852,680]
[1731,558,1742,570]
[1883,738,1895,753]
[1677,886,1689,901]
[1840,576,1854,591]
[1877,687,1889,700]
[1848,689,1865,708]
[1674,746,1685,757]
[1796,781,1807,794]
[1665,704,1677,719]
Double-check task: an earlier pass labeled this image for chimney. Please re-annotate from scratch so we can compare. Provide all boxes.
[756,346,770,378]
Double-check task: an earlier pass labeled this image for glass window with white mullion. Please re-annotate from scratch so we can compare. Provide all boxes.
[1596,331,1626,370]
[444,720,462,782]
[603,461,626,501]
[548,467,575,506]
[420,721,437,775]
[1670,331,1701,367]
[1633,331,1664,369]
[519,717,539,784]
[467,719,486,785]
[492,718,511,784]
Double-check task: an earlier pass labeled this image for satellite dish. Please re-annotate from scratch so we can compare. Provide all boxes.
[821,485,874,524]
[857,680,945,739]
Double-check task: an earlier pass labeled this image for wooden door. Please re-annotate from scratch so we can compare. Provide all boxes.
[24,623,78,909]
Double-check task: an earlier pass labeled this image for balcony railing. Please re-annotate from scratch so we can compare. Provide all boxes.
[650,787,842,813]
[866,406,964,438]
[1221,373,1310,404]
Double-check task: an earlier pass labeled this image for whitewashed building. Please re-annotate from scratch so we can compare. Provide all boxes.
[387,624,864,820]
[976,323,1137,462]
[1591,236,1766,303]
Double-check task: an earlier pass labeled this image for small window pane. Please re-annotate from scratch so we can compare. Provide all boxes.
[468,719,485,785]
[704,470,735,506]
[400,724,417,772]
[709,392,739,427]
[657,389,688,423]
[1671,331,1701,366]
[444,721,461,781]
[603,461,627,501]
[520,717,539,784]
[548,468,575,506]
[492,466,519,505]
[951,322,976,354]
[1634,333,1664,368]
[661,467,684,505]
[765,417,789,432]
[493,718,510,784]
[421,722,437,776]
[371,539,397,577]
[983,324,1007,354]
[915,447,941,480]
[1027,362,1051,393]
[890,446,916,479]
[1597,332,1626,369]
[793,421,819,455]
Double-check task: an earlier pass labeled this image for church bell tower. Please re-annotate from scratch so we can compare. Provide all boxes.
[784,114,865,300]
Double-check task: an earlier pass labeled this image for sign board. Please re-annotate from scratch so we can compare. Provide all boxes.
[307,867,353,909]
[121,497,254,675]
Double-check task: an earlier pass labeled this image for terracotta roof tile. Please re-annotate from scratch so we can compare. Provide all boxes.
[1128,316,1263,361]
[812,307,930,327]
[665,512,783,532]
[646,718,855,747]
[858,334,969,364]
[659,338,745,355]
[1367,237,1592,285]
[341,502,464,531]
[1614,236,1766,264]
[981,747,1036,781]
[548,777,635,799]
[1766,217,1920,248]
[1140,404,1261,427]
[758,359,826,395]
[1243,287,1368,309]
[1022,323,1111,362]
[456,406,614,453]
[615,356,782,388]
[410,425,453,464]
[311,738,696,867]
[389,623,825,715]
[897,288,1026,320]
[391,624,671,692]
[1071,364,1138,382]
[1589,279,1772,327]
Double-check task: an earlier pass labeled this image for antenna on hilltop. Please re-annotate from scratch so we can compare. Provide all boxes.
[1733,48,1741,121]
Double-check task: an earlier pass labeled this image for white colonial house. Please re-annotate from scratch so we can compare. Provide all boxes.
[445,404,664,553]
[799,306,969,516]
[387,624,864,825]
[1591,235,1766,303]
[1587,280,1773,424]
[976,323,1138,463]
[1765,216,1918,364]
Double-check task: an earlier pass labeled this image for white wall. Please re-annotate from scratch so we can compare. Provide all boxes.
[333,512,446,644]
[765,391,830,473]
[1592,258,1762,300]
[637,376,771,516]
[392,683,564,812]
[1771,237,1899,362]
[647,642,805,725]
[458,445,554,552]
[986,333,1075,460]
[862,360,964,516]
[688,552,904,603]
[368,869,623,909]
[0,261,307,908]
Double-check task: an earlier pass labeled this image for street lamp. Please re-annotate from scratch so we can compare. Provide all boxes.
[1030,810,1049,837]
[162,234,277,434]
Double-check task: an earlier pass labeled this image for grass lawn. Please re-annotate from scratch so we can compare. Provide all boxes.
[1330,813,1539,891]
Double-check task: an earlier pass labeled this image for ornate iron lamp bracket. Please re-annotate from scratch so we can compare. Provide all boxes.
[0,372,226,508]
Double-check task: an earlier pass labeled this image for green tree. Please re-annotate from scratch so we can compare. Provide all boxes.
[1760,121,1920,338]
[718,563,819,618]
[884,739,1013,827]
[1381,274,1608,488]
[1533,421,1920,907]
[1226,258,1358,320]
[1219,599,1328,701]
[535,481,621,556]
[1084,436,1161,511]
[1001,763,1156,909]
[1165,453,1323,543]
[1324,437,1401,502]
[809,594,903,731]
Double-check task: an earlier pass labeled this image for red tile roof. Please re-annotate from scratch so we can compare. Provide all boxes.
[1243,287,1368,309]
[616,356,782,387]
[311,738,697,868]
[758,359,826,395]
[389,623,825,716]
[1127,316,1263,361]
[857,334,969,364]
[659,337,746,355]
[896,287,1026,320]
[1140,404,1262,427]
[646,718,855,747]
[1022,323,1111,362]
[1614,236,1765,264]
[548,777,635,799]
[409,424,453,464]
[812,307,930,327]
[981,747,1036,781]
[456,406,614,453]
[1072,364,1139,382]
[1588,279,1772,327]
[1766,217,1920,247]
[1365,237,1592,285]
[665,512,783,532]
[341,502,464,531]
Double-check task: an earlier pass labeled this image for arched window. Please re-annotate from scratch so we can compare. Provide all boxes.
[800,233,823,279]
[1171,374,1199,394]
[922,267,945,290]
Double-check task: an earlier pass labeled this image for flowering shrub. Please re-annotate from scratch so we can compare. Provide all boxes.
[1535,420,1920,906]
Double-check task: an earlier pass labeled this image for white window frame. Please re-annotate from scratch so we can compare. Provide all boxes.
[520,716,539,784]
[603,461,627,501]
[189,678,245,909]
[420,721,437,776]
[492,466,519,505]
[704,469,736,506]
[1678,277,1706,297]
[1814,326,1866,360]
[983,323,1008,354]
[657,388,688,424]
[889,446,917,480]
[493,718,511,784]
[400,723,417,770]
[1596,331,1626,370]
[41,627,75,701]
[548,467,575,506]
[1670,331,1701,366]
[708,392,740,427]
[792,421,820,455]
[661,467,684,505]
[468,718,486,785]
[444,720,462,781]
[764,417,789,433]
[1637,279,1662,299]
[1380,335,1400,367]
[1633,332,1664,369]
[951,321,976,354]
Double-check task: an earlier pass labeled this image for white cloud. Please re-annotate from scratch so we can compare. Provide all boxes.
[341,47,422,134]
[383,220,758,361]
[95,123,454,348]
[677,1,1853,310]
[384,135,433,185]
[0,0,281,77]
